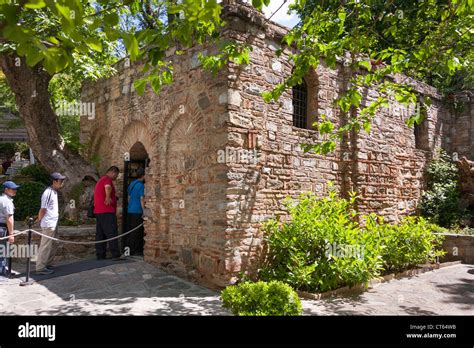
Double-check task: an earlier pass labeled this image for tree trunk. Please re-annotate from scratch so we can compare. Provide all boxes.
[0,54,98,197]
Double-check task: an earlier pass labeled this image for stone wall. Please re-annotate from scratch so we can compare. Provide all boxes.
[81,44,234,286]
[219,3,461,278]
[448,91,474,159]
[439,234,474,264]
[80,3,474,287]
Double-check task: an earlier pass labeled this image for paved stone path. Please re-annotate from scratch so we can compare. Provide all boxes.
[301,263,474,315]
[0,258,228,315]
[0,260,472,315]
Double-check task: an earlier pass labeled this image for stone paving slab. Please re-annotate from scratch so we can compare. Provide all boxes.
[0,260,472,315]
[0,260,228,316]
[301,263,474,315]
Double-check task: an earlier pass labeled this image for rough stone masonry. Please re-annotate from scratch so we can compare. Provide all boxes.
[80,2,473,288]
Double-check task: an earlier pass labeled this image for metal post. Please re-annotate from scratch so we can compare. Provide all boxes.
[20,218,34,286]
[7,255,12,277]
[122,160,129,252]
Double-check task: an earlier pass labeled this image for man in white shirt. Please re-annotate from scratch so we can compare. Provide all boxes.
[35,172,66,275]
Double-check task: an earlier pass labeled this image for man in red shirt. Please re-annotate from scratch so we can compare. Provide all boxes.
[94,166,125,260]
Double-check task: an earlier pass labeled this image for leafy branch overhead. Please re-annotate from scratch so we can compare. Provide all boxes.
[0,0,216,87]
[0,0,266,189]
[1,0,472,159]
[264,0,473,154]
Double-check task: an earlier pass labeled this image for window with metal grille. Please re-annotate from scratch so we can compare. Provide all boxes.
[292,81,308,129]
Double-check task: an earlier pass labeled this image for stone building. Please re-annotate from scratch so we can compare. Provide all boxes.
[80,3,473,287]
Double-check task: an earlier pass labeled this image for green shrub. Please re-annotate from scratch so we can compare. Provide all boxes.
[13,181,46,220]
[365,215,446,274]
[59,217,80,226]
[18,164,51,186]
[428,224,450,234]
[260,187,446,292]
[419,149,466,227]
[439,226,474,236]
[456,228,474,235]
[430,223,474,236]
[221,280,302,316]
[0,143,28,159]
[0,143,16,159]
[260,186,384,292]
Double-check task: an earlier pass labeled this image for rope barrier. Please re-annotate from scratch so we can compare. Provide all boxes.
[3,219,145,286]
[0,229,29,241]
[27,223,144,245]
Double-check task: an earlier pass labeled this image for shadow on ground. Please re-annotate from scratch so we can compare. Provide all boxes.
[302,264,474,316]
[3,257,229,316]
[435,267,474,311]
[4,259,473,316]
[1,297,226,316]
[302,294,375,315]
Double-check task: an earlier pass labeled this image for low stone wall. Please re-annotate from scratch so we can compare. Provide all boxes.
[11,224,96,264]
[439,234,474,264]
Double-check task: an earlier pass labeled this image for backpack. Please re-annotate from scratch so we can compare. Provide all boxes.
[87,195,95,218]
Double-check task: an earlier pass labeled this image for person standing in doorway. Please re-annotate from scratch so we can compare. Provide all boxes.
[94,166,126,261]
[124,167,145,256]
[0,181,19,279]
[35,172,66,275]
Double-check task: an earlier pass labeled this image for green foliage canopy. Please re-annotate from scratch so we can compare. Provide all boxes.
[263,0,473,154]
[1,0,472,158]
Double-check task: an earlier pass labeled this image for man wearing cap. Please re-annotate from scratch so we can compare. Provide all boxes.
[0,181,19,278]
[35,172,66,275]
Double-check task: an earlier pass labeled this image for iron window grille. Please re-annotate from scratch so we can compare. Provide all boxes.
[292,81,308,129]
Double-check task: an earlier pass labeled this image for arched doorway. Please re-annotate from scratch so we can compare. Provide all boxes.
[122,141,150,256]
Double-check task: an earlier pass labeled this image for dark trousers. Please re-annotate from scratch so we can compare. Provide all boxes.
[123,213,144,256]
[95,213,120,259]
[0,227,8,276]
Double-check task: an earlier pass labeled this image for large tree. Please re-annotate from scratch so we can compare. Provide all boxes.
[0,0,244,195]
[1,1,126,194]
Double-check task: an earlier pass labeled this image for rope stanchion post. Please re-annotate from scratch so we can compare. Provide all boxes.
[20,218,35,286]
[7,250,12,277]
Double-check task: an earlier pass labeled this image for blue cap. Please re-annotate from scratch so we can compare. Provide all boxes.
[51,172,66,180]
[3,181,20,189]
